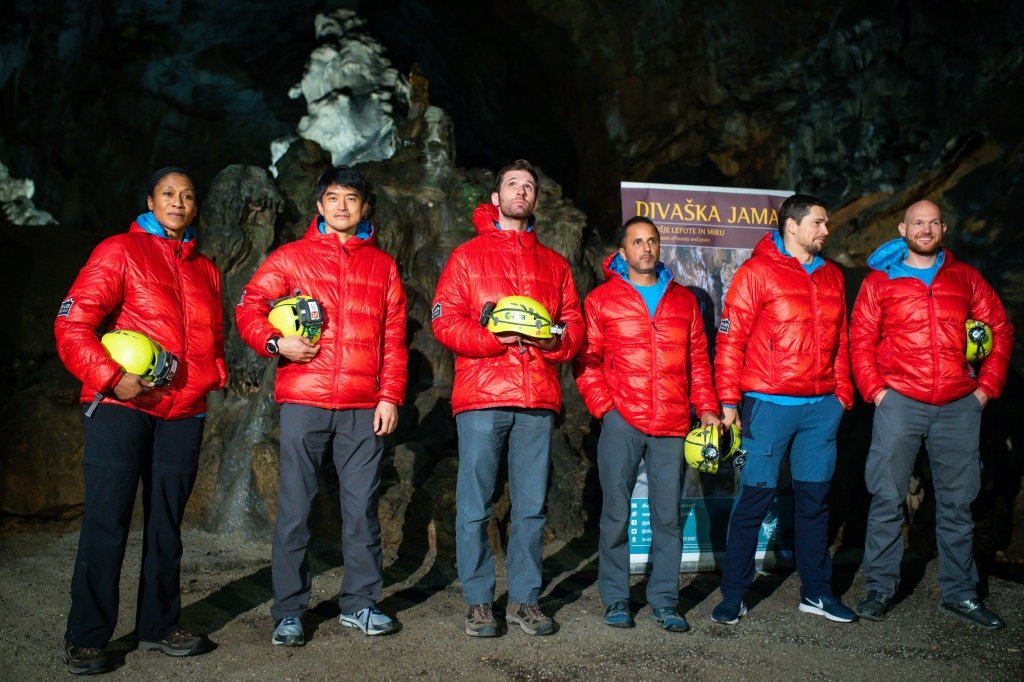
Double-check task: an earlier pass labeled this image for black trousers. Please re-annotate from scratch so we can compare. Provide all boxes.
[65,404,203,648]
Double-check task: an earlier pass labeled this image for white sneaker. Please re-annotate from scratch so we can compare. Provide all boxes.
[339,604,396,635]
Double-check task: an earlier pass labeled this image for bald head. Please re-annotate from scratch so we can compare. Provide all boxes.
[903,200,941,225]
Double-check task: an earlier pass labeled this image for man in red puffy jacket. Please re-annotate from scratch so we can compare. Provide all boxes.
[850,199,1013,629]
[574,216,719,633]
[432,159,583,637]
[712,194,856,626]
[235,166,407,645]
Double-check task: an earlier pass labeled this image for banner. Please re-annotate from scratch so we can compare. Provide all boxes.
[619,182,793,572]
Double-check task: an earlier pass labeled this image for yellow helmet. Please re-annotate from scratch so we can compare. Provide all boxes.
[269,294,324,343]
[683,423,746,474]
[487,296,553,339]
[965,319,993,362]
[100,330,178,386]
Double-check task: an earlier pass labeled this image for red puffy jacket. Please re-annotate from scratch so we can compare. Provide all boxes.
[235,217,407,409]
[574,253,718,436]
[432,203,583,415]
[54,221,226,419]
[715,232,853,408]
[850,241,1013,405]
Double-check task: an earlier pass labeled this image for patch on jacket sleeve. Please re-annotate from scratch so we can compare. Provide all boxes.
[431,302,442,320]
[57,297,74,318]
[236,289,247,307]
[718,318,730,334]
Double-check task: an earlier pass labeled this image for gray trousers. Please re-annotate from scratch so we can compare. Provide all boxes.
[862,390,982,602]
[455,408,553,605]
[598,409,683,609]
[271,404,383,620]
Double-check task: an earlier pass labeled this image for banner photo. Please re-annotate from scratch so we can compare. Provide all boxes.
[619,182,793,572]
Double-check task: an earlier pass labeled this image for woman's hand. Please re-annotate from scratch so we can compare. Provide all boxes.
[113,373,155,400]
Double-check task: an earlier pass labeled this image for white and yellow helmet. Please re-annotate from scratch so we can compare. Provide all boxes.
[487,295,553,339]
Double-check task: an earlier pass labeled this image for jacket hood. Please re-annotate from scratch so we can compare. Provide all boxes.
[603,251,673,286]
[756,230,825,270]
[129,217,197,258]
[134,211,197,243]
[866,237,951,274]
[303,215,376,246]
[472,203,537,238]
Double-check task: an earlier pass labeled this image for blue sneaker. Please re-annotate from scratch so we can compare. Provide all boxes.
[650,607,690,632]
[603,601,635,628]
[271,616,304,646]
[711,598,747,625]
[340,604,396,635]
[799,595,858,623]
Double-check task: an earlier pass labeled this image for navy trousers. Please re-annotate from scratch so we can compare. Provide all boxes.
[719,396,843,601]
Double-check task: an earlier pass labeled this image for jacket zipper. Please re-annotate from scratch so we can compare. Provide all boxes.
[809,270,821,396]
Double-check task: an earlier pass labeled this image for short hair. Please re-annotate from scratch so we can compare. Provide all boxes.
[777,193,826,233]
[314,166,370,204]
[616,215,659,248]
[493,159,540,194]
[147,166,194,198]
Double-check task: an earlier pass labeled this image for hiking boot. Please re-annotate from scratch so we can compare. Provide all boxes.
[799,595,857,623]
[63,641,107,675]
[138,627,205,656]
[939,598,1005,630]
[340,604,396,636]
[711,598,747,625]
[506,603,555,636]
[650,607,690,632]
[465,603,499,637]
[603,601,635,628]
[856,590,892,622]
[271,616,305,646]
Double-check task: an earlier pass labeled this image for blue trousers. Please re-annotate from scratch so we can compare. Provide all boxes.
[719,396,843,600]
[455,408,553,605]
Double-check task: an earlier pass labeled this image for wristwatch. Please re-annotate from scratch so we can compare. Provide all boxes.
[266,335,281,355]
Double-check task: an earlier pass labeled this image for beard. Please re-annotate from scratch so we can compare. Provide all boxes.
[906,235,942,256]
[499,198,534,220]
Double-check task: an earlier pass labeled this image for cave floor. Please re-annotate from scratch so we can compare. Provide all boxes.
[2,523,1022,681]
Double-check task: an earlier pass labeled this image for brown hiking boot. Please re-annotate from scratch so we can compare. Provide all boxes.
[465,603,499,637]
[138,627,205,656]
[506,603,555,636]
[63,641,107,675]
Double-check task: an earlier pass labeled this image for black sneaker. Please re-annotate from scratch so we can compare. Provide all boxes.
[63,641,107,675]
[939,598,1005,630]
[856,590,892,621]
[138,627,206,656]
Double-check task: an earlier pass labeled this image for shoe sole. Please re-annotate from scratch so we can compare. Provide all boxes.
[339,616,396,636]
[63,655,106,676]
[604,619,635,628]
[798,603,856,623]
[855,608,886,622]
[138,641,205,656]
[271,636,305,646]
[651,616,690,632]
[464,625,499,637]
[506,615,554,636]
[711,604,747,625]
[938,604,1006,630]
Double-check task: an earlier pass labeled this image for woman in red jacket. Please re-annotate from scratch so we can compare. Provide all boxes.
[54,168,225,674]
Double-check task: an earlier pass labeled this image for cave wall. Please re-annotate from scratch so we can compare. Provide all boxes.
[1,0,1022,561]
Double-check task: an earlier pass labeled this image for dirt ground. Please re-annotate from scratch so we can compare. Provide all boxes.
[1,521,1022,681]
